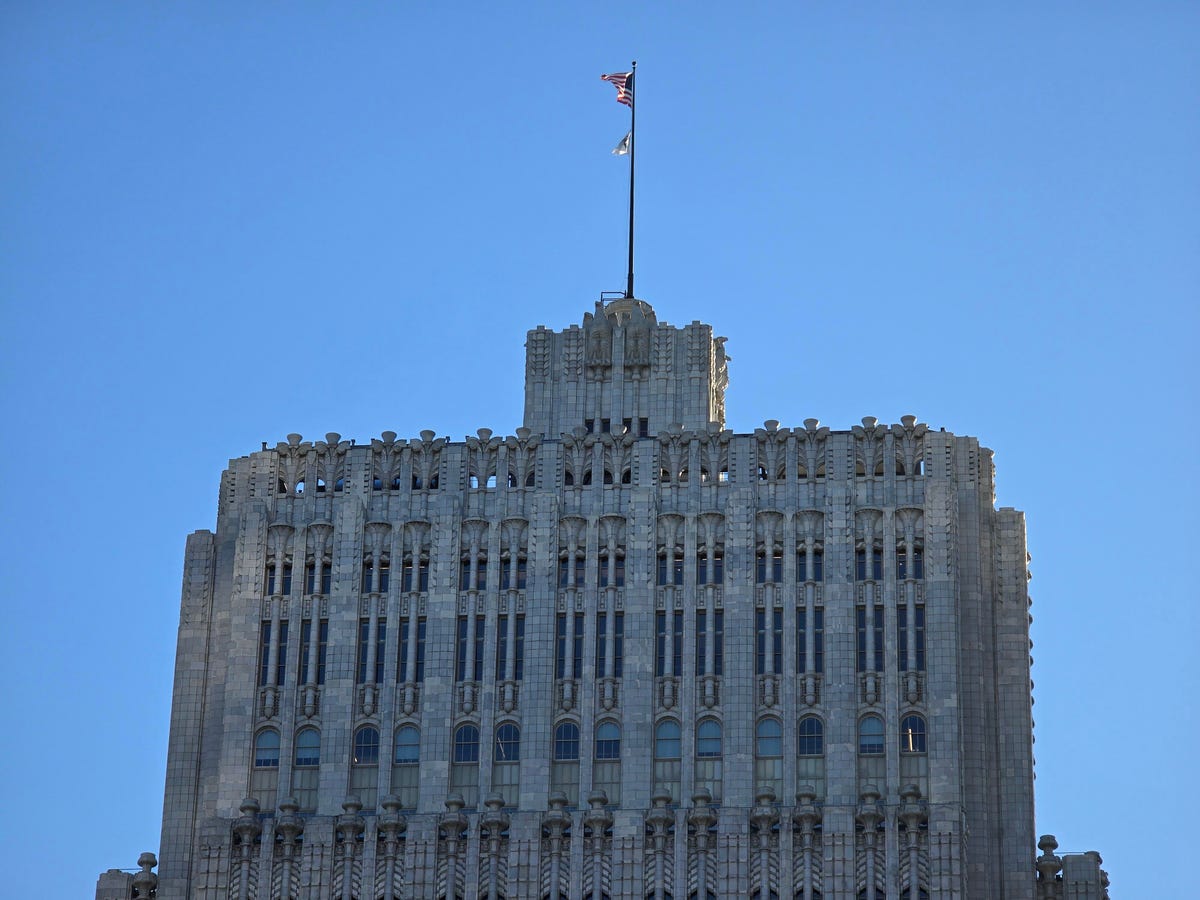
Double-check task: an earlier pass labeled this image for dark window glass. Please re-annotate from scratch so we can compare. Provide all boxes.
[353,727,380,765]
[554,722,579,760]
[798,716,823,756]
[494,724,520,762]
[859,716,884,755]
[595,723,620,760]
[901,715,927,753]
[453,725,479,763]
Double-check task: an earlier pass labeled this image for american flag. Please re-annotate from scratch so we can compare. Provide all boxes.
[601,71,634,108]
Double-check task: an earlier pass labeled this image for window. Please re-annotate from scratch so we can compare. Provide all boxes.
[299,619,329,685]
[695,719,723,802]
[695,608,724,676]
[657,549,684,586]
[555,613,585,680]
[856,546,883,581]
[897,606,926,672]
[595,611,624,678]
[858,716,884,755]
[305,559,332,595]
[594,722,621,806]
[856,607,884,673]
[653,720,681,802]
[797,547,824,582]
[755,719,782,798]
[756,549,783,584]
[654,610,683,677]
[350,726,380,809]
[495,615,525,681]
[599,549,625,587]
[391,726,420,810]
[250,729,280,812]
[258,622,271,686]
[558,550,585,588]
[796,608,824,674]
[552,721,580,806]
[356,618,386,684]
[361,559,374,593]
[455,615,486,682]
[493,724,521,806]
[398,616,427,683]
[755,608,783,675]
[292,728,320,812]
[450,724,480,806]
[900,715,926,753]
[900,714,929,793]
[402,555,430,592]
[898,547,925,580]
[500,554,527,591]
[460,553,488,591]
[797,716,825,799]
[697,548,724,585]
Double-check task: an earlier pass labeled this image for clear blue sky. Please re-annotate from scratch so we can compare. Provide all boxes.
[2,3,1196,896]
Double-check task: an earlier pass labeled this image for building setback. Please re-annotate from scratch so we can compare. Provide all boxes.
[98,298,1110,899]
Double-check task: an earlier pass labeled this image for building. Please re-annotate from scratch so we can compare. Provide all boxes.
[100,298,1110,899]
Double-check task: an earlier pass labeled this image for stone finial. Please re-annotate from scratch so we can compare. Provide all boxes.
[583,791,613,835]
[542,792,572,839]
[750,788,780,835]
[275,798,304,843]
[1036,834,1063,882]
[793,788,822,833]
[856,787,884,831]
[131,852,157,896]
[336,798,365,844]
[378,795,408,844]
[233,799,262,846]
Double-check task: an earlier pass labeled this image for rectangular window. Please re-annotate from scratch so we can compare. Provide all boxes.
[281,563,292,595]
[378,561,389,593]
[595,611,625,678]
[755,608,783,675]
[898,548,925,580]
[398,616,427,683]
[898,606,926,672]
[460,559,471,591]
[813,607,824,673]
[639,417,649,437]
[654,610,684,677]
[362,561,374,593]
[265,564,276,596]
[495,615,526,681]
[795,608,825,674]
[305,562,315,595]
[455,615,486,682]
[856,606,884,672]
[299,619,328,684]
[600,417,611,433]
[403,558,430,592]
[375,620,386,683]
[756,550,782,584]
[696,609,726,676]
[501,557,527,591]
[798,549,823,582]
[555,613,584,679]
[357,619,370,683]
[274,621,288,686]
[697,550,724,585]
[258,622,271,686]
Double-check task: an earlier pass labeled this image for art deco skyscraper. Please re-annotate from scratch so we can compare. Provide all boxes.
[97,298,1109,899]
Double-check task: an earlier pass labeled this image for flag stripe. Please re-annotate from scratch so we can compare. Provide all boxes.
[601,71,634,108]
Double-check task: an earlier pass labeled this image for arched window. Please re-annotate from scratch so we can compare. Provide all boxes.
[351,725,380,809]
[391,725,420,810]
[292,727,320,812]
[653,720,681,802]
[493,723,521,805]
[695,719,723,802]
[797,716,825,799]
[552,721,580,806]
[621,468,632,485]
[858,715,885,785]
[525,470,536,487]
[755,718,783,798]
[900,714,929,795]
[250,729,280,812]
[858,716,884,755]
[450,724,480,806]
[900,715,926,753]
[594,722,621,806]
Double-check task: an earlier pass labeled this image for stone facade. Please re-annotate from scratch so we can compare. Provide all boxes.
[101,299,1110,899]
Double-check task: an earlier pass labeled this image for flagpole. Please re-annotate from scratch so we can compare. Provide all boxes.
[625,60,637,298]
